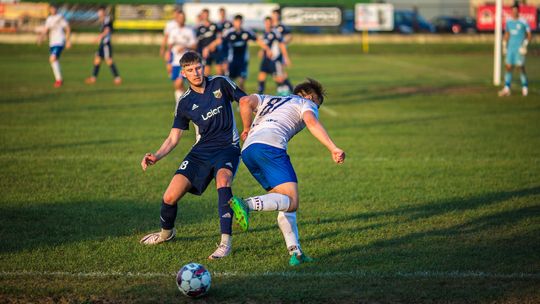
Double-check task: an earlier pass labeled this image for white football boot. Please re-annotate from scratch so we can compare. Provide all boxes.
[208,243,231,260]
[140,228,176,245]
[498,86,511,97]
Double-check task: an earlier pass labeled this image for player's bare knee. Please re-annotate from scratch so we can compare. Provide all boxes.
[162,193,178,205]
[94,57,101,65]
[49,56,57,63]
[287,195,299,212]
[215,170,233,188]
[105,59,113,66]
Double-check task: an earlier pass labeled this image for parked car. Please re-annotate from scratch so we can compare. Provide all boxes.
[432,16,476,34]
[394,10,435,34]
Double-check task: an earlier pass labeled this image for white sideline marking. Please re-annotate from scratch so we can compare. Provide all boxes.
[0,270,538,280]
[320,106,338,117]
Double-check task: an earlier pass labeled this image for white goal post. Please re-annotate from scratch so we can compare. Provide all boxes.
[493,0,503,86]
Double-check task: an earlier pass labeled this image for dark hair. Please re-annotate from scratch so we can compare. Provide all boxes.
[264,16,272,22]
[98,5,106,11]
[234,14,243,21]
[512,1,520,9]
[219,7,226,12]
[179,51,202,67]
[174,7,183,13]
[272,9,281,15]
[293,78,326,105]
[202,8,209,14]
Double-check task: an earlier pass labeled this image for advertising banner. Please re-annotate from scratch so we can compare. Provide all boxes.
[477,4,537,31]
[115,4,177,30]
[281,7,341,27]
[183,3,279,30]
[355,3,394,31]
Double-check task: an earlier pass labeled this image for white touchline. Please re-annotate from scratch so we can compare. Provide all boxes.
[0,270,538,279]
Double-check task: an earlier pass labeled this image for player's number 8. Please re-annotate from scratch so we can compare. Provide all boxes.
[179,161,189,170]
[259,97,291,116]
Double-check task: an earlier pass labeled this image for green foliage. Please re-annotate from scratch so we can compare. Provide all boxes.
[0,43,539,302]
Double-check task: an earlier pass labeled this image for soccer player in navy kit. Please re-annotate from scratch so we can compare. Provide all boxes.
[85,6,122,85]
[140,51,246,260]
[206,15,271,91]
[271,9,294,95]
[197,9,222,76]
[257,17,291,95]
[216,7,233,76]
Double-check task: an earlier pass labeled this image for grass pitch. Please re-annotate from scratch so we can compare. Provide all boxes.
[0,42,539,303]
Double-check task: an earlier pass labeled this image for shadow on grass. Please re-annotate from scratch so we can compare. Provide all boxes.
[0,198,219,254]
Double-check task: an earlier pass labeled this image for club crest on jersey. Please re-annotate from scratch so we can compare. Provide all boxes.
[213,89,222,99]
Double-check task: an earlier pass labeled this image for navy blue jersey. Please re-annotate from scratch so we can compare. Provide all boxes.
[218,20,233,34]
[223,29,256,63]
[262,30,283,61]
[173,76,246,151]
[100,15,113,44]
[196,23,219,53]
[273,23,291,39]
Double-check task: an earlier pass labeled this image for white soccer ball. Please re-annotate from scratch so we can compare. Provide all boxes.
[176,263,211,298]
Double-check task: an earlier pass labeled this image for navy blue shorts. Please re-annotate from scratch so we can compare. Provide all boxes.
[97,42,113,59]
[260,57,283,76]
[215,47,228,64]
[175,145,241,195]
[229,60,248,79]
[242,143,297,191]
[49,45,64,59]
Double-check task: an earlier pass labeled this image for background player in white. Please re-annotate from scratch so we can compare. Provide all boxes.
[498,4,532,97]
[167,11,197,102]
[230,78,345,266]
[160,8,180,78]
[37,4,71,88]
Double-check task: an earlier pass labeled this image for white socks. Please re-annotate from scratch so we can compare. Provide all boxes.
[277,211,301,255]
[246,193,290,212]
[220,233,231,247]
[174,90,184,102]
[51,61,62,81]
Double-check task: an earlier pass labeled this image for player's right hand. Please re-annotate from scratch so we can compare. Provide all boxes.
[332,148,345,164]
[141,153,158,171]
[519,47,527,55]
[202,47,210,59]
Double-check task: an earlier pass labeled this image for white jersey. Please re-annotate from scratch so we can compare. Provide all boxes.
[243,94,319,151]
[164,20,179,35]
[168,26,196,67]
[45,14,69,47]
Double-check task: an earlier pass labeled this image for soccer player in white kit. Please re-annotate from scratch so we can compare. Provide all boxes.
[37,5,71,88]
[167,10,197,102]
[161,8,180,78]
[230,78,346,266]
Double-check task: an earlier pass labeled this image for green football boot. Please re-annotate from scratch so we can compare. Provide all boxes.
[228,196,249,231]
[289,252,315,267]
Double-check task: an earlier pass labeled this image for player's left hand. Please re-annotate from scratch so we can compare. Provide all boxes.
[519,47,527,55]
[202,47,210,59]
[66,41,72,49]
[332,148,345,164]
[241,129,250,142]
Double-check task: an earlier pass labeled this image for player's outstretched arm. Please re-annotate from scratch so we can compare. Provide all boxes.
[303,111,345,164]
[141,128,184,171]
[279,42,291,67]
[239,95,258,141]
[255,37,272,58]
[65,25,72,49]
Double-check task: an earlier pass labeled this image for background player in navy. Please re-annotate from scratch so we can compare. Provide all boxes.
[216,7,233,76]
[271,9,294,95]
[206,15,271,91]
[85,6,122,85]
[197,9,222,76]
[140,51,246,260]
[258,17,291,95]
